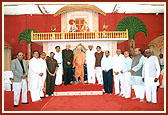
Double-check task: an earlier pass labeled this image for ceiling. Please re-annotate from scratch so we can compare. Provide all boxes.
[3,2,165,15]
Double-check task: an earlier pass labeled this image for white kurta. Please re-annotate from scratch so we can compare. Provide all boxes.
[122,57,132,98]
[86,50,96,84]
[142,56,160,103]
[54,51,63,85]
[112,54,125,95]
[29,57,41,102]
[39,58,47,97]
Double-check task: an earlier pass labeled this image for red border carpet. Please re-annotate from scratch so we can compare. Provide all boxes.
[4,84,164,111]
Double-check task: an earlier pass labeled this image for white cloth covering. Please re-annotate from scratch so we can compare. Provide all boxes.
[28,57,41,102]
[86,50,96,84]
[112,54,124,95]
[54,51,63,85]
[39,58,47,97]
[142,56,160,103]
[122,57,132,98]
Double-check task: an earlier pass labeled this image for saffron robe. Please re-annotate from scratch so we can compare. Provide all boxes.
[73,51,86,83]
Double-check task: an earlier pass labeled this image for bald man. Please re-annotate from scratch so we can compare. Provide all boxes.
[62,43,73,85]
[130,48,145,102]
[142,49,160,104]
[113,49,125,96]
[73,46,86,84]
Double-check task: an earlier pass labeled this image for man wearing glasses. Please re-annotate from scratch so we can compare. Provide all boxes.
[11,52,28,107]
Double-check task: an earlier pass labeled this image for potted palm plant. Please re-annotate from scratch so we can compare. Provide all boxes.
[115,16,148,55]
[18,29,38,60]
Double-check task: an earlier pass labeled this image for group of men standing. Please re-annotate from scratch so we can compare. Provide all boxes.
[11,43,161,107]
[103,48,161,105]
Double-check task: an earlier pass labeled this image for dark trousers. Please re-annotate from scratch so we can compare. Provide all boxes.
[103,69,113,93]
[63,67,71,85]
[46,73,56,95]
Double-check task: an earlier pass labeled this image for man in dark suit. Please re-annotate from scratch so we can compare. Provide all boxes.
[11,52,28,107]
[62,43,73,85]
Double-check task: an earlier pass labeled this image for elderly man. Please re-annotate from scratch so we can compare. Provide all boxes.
[11,52,28,107]
[54,46,63,86]
[95,46,104,85]
[101,50,113,94]
[86,44,95,84]
[142,49,160,105]
[73,46,86,84]
[130,48,145,102]
[29,50,43,102]
[121,51,132,98]
[39,52,47,98]
[113,49,125,96]
[46,52,59,97]
[62,43,73,85]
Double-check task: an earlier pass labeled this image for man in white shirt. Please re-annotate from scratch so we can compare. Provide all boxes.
[130,48,145,102]
[54,46,63,85]
[39,52,47,98]
[121,51,132,98]
[101,50,113,94]
[142,49,160,105]
[113,49,125,96]
[29,50,43,102]
[86,44,96,84]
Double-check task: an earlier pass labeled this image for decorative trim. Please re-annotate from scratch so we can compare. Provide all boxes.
[54,91,103,96]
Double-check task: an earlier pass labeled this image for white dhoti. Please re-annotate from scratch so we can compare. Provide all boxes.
[123,72,131,98]
[131,76,145,99]
[13,79,27,105]
[145,85,157,103]
[95,67,103,85]
[145,77,159,103]
[87,65,95,84]
[29,76,41,102]
[39,75,46,97]
[114,73,124,95]
[55,64,63,85]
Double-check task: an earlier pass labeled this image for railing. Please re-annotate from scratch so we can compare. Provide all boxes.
[31,29,128,40]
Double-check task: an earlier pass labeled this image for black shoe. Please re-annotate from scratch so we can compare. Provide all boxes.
[40,97,46,98]
[14,105,18,107]
[21,102,29,104]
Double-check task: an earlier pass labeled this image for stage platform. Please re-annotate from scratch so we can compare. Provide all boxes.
[54,83,104,96]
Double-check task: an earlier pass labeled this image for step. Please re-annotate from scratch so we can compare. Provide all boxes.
[54,91,103,96]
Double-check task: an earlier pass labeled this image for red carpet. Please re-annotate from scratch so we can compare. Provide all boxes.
[4,84,164,111]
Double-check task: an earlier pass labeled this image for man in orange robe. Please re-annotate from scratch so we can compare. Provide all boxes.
[73,46,86,84]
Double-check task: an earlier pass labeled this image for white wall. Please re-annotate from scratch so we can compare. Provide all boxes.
[43,40,117,56]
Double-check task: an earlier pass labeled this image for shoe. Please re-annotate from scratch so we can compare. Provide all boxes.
[119,94,123,96]
[14,105,18,107]
[21,102,29,104]
[125,96,130,99]
[152,102,156,105]
[143,101,150,103]
[132,97,139,100]
[109,93,112,95]
[140,99,144,102]
[40,97,46,98]
[45,95,49,97]
[51,94,54,96]
[115,93,119,95]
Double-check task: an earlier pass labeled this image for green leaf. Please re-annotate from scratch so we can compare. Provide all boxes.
[116,16,148,40]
